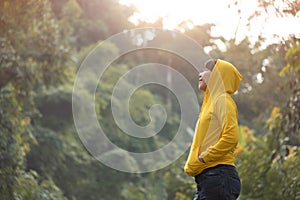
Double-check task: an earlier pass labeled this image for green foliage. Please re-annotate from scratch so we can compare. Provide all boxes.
[0,85,67,200]
[162,156,196,200]
[236,108,300,199]
[15,172,67,200]
[49,0,135,48]
[35,87,73,131]
[236,39,300,199]
[39,178,68,200]
[0,0,72,89]
[0,85,24,199]
[119,155,195,200]
[121,175,168,200]
[0,0,71,199]
[26,126,66,177]
[281,43,300,75]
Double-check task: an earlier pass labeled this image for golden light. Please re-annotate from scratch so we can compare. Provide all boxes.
[119,0,300,43]
[119,0,257,37]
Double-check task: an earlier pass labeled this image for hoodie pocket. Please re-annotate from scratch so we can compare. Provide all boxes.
[184,155,206,176]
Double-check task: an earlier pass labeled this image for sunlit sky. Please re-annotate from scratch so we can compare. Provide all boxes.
[119,0,300,44]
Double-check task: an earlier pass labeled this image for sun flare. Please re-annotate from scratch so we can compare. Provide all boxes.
[119,0,300,43]
[120,0,240,28]
[120,0,256,34]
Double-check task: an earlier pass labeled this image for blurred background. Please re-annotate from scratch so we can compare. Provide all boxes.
[0,0,299,199]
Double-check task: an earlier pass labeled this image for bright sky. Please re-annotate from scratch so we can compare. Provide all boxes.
[119,0,300,44]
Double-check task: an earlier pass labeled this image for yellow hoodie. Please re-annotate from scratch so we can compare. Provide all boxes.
[184,59,242,177]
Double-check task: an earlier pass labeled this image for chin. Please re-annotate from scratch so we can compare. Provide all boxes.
[199,85,206,91]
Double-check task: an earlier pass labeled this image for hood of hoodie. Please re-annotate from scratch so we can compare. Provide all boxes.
[204,59,242,103]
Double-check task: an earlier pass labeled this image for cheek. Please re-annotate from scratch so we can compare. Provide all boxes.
[203,73,211,84]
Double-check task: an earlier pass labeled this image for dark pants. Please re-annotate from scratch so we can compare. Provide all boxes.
[193,164,241,200]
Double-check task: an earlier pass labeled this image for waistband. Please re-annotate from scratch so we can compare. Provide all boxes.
[194,164,235,180]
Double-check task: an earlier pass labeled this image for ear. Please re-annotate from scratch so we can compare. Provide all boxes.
[204,59,217,71]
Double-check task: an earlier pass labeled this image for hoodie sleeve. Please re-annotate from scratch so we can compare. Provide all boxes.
[200,95,239,163]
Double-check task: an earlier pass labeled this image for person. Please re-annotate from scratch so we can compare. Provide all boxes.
[184,58,242,200]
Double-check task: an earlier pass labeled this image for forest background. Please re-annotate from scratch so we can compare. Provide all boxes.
[0,0,299,199]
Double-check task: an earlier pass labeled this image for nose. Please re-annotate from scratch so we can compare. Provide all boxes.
[198,73,202,81]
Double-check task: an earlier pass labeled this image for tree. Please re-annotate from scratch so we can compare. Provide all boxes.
[49,0,136,48]
[235,1,300,199]
[0,0,71,198]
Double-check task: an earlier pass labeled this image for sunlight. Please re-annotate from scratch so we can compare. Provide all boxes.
[120,0,239,28]
[119,0,300,43]
[119,0,257,38]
